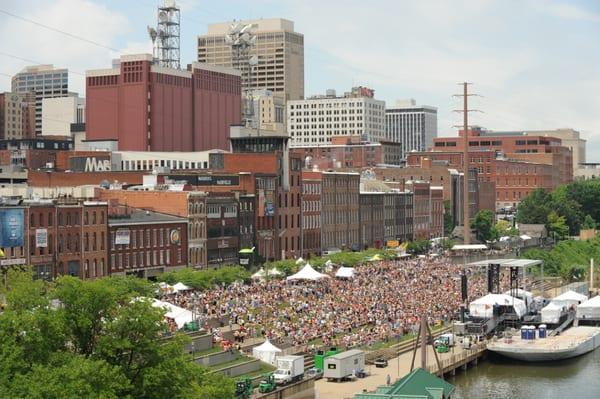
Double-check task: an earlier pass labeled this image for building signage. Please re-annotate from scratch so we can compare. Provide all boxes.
[239,258,249,265]
[196,175,239,186]
[217,239,229,249]
[69,156,111,172]
[0,209,24,248]
[115,229,130,245]
[170,229,180,245]
[35,228,48,248]
[386,240,399,248]
[0,258,26,266]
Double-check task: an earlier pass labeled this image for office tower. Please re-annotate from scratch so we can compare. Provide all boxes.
[385,99,437,158]
[198,18,304,101]
[11,65,69,135]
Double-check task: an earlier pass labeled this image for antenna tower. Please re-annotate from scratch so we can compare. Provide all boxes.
[148,0,180,69]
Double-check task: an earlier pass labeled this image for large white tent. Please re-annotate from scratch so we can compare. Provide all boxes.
[469,294,527,319]
[151,299,193,329]
[552,290,588,308]
[576,296,600,320]
[286,263,330,281]
[541,302,563,324]
[504,289,534,307]
[252,339,282,365]
[335,266,355,279]
[251,268,266,280]
[172,282,192,293]
[267,268,282,277]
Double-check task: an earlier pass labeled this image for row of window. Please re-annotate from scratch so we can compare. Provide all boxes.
[111,248,182,271]
[30,210,105,228]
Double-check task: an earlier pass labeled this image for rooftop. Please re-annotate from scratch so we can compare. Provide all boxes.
[354,368,455,399]
[108,206,186,226]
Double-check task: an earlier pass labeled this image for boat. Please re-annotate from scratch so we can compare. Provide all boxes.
[487,326,600,361]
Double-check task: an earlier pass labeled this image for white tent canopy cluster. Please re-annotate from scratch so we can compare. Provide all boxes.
[286,263,330,281]
[540,290,588,324]
[252,339,282,365]
[251,267,283,280]
[469,294,527,318]
[157,281,192,294]
[335,266,355,278]
[151,299,193,329]
[576,295,600,319]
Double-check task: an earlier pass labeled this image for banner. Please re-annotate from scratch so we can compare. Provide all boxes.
[170,229,180,245]
[0,209,24,248]
[36,228,48,248]
[115,229,130,245]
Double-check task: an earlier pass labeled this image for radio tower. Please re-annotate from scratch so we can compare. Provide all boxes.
[147,0,180,69]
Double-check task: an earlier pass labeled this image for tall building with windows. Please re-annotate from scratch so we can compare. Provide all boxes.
[385,99,437,159]
[287,87,386,148]
[11,65,69,135]
[0,92,35,140]
[197,18,304,101]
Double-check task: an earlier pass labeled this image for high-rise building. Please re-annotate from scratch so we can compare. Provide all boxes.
[197,18,304,101]
[86,54,241,152]
[385,99,437,159]
[11,65,69,135]
[0,92,35,140]
[287,87,386,147]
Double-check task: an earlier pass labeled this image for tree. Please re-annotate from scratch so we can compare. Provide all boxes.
[471,210,498,242]
[0,270,235,399]
[407,239,431,254]
[582,214,597,230]
[443,200,454,235]
[547,211,569,240]
[516,189,553,225]
[494,219,518,237]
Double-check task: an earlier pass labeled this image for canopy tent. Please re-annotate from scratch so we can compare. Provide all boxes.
[286,263,330,281]
[335,266,355,279]
[172,282,192,293]
[158,282,174,293]
[469,294,527,319]
[541,302,563,324]
[368,254,383,262]
[151,299,193,329]
[252,339,282,365]
[267,267,283,276]
[324,259,334,272]
[499,236,511,242]
[239,247,255,254]
[520,234,532,241]
[251,268,266,280]
[452,244,488,251]
[552,290,588,308]
[295,257,305,265]
[504,289,534,306]
[576,296,600,320]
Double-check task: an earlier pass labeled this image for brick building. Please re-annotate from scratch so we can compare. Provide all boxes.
[206,193,239,267]
[86,54,241,151]
[301,170,322,258]
[359,192,384,249]
[294,136,403,169]
[321,172,360,251]
[0,198,108,280]
[97,189,207,269]
[108,206,188,277]
[0,92,35,140]
[405,181,444,239]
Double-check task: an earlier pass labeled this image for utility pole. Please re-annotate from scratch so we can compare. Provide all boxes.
[453,83,480,245]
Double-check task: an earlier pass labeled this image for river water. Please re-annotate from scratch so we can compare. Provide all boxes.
[451,350,600,398]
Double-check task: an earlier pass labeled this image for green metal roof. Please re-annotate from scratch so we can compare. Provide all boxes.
[354,368,455,399]
[239,248,255,254]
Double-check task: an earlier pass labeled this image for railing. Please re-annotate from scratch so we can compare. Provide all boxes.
[426,342,487,374]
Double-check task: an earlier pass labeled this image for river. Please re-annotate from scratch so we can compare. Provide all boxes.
[451,350,600,398]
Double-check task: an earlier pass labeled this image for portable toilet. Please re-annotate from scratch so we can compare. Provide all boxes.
[539,324,547,339]
[521,326,528,340]
[530,326,537,340]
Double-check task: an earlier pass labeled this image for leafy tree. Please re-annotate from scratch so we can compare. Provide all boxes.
[157,266,250,290]
[407,239,431,254]
[547,211,569,240]
[516,189,553,225]
[443,200,454,235]
[471,210,498,242]
[582,214,597,230]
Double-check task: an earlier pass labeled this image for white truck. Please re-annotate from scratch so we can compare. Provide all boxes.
[272,355,304,385]
[434,333,455,348]
[323,349,365,381]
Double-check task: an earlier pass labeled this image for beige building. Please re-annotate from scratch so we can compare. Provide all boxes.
[41,95,85,137]
[251,89,285,133]
[0,92,35,140]
[197,18,304,101]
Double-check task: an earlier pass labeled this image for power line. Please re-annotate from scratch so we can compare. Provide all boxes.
[0,8,120,53]
[0,51,86,76]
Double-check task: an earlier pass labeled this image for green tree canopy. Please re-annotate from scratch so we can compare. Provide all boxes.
[471,210,498,242]
[547,211,569,240]
[582,214,597,230]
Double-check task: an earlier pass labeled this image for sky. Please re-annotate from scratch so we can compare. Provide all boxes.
[1,0,599,159]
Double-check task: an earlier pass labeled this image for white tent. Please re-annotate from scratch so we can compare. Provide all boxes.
[504,289,534,306]
[295,257,305,265]
[552,290,588,308]
[576,295,600,320]
[252,268,266,280]
[324,259,334,272]
[151,299,193,329]
[335,266,355,279]
[172,282,192,293]
[541,302,563,324]
[252,339,282,365]
[267,268,283,277]
[520,234,532,241]
[469,294,527,318]
[286,263,330,281]
[158,282,174,293]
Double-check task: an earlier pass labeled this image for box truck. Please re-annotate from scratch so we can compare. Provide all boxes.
[272,355,304,385]
[323,349,365,381]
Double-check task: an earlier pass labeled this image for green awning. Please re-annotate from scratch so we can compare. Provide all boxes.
[239,248,255,254]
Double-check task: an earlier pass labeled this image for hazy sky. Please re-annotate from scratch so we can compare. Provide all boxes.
[1,0,599,159]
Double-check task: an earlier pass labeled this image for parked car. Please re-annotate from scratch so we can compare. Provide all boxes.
[306,368,324,380]
[374,358,388,368]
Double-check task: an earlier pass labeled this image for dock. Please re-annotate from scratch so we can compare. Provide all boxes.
[425,343,487,377]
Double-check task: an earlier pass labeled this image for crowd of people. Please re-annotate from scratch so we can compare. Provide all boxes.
[161,257,520,349]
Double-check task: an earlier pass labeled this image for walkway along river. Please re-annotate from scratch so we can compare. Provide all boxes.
[451,349,600,398]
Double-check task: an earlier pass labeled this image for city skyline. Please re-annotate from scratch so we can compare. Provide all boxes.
[0,0,599,156]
